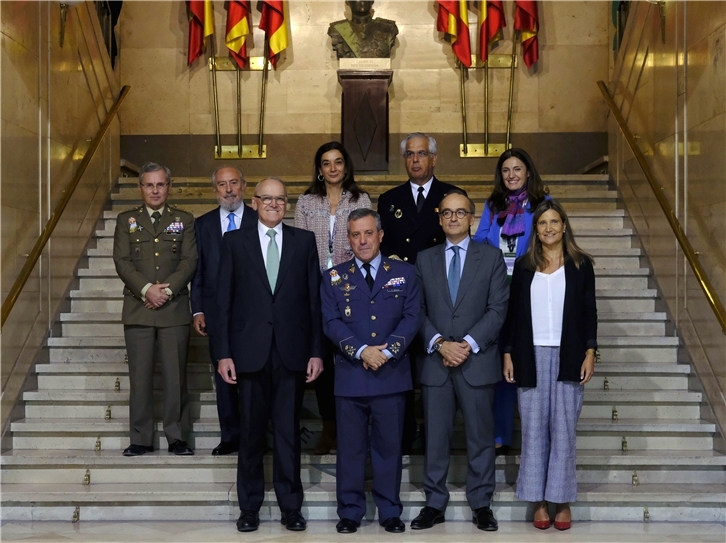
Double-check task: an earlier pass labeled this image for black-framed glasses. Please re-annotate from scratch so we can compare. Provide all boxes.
[254,195,287,206]
[403,150,431,159]
[439,209,472,219]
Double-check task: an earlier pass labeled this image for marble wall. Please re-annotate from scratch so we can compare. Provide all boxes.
[608,0,726,440]
[1,1,120,434]
[117,1,610,174]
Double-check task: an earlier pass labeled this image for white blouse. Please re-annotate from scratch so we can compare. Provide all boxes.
[531,265,566,346]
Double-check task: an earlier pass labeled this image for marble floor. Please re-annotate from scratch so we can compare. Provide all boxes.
[1,521,725,542]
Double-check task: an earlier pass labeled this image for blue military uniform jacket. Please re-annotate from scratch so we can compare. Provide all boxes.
[321,256,423,398]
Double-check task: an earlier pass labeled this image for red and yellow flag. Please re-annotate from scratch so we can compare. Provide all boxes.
[514,0,538,68]
[437,1,472,68]
[478,1,505,62]
[226,0,252,69]
[187,0,215,65]
[258,0,289,69]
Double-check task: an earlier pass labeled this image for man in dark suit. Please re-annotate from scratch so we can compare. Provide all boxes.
[113,162,198,457]
[320,209,423,535]
[378,132,461,265]
[377,133,462,452]
[412,190,509,532]
[214,177,324,533]
[191,166,257,456]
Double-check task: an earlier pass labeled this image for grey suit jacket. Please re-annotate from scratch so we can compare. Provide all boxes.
[415,239,509,387]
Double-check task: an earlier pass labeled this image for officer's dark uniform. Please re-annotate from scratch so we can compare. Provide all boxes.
[113,204,197,448]
[320,255,422,525]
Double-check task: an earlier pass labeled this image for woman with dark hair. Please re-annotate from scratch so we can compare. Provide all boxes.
[295,141,371,454]
[502,198,597,531]
[473,148,549,455]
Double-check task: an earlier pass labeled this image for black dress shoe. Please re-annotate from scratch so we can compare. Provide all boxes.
[236,510,259,532]
[473,507,498,531]
[167,440,194,455]
[281,509,307,531]
[382,516,406,533]
[122,444,153,457]
[495,445,511,457]
[336,518,360,534]
[211,441,239,456]
[410,506,445,530]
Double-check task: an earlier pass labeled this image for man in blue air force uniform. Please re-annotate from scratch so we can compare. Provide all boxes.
[321,208,423,535]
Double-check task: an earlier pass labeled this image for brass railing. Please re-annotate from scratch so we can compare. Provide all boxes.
[0,85,130,328]
[598,80,726,335]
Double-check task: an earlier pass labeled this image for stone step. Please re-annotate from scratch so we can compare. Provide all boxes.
[2,482,723,522]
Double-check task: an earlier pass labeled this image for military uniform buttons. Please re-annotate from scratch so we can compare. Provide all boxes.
[370,300,374,304]
[155,281,160,284]
[155,252,159,257]
[136,239,140,242]
[403,257,408,262]
[405,238,410,243]
[371,315,376,320]
[156,266,160,270]
[395,295,399,298]
[154,239,159,243]
[433,238,437,242]
[371,332,377,338]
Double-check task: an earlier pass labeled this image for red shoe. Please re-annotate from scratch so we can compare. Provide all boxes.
[533,519,551,530]
[553,520,571,531]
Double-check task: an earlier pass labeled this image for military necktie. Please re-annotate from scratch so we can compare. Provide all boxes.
[151,211,162,234]
[416,186,425,213]
[266,229,279,292]
[448,245,460,304]
[362,262,374,291]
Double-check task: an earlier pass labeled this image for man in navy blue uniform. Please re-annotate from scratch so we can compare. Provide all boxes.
[321,208,423,535]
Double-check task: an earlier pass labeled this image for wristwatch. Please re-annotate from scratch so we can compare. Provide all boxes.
[433,338,444,353]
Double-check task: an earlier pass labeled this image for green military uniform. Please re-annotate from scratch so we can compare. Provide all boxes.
[113,203,198,448]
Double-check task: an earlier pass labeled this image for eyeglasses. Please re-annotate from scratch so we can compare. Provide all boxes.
[140,182,169,191]
[254,195,287,206]
[439,209,472,219]
[403,150,431,159]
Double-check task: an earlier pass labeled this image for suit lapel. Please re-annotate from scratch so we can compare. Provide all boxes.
[432,244,453,310]
[244,230,272,295]
[369,257,395,299]
[135,207,154,234]
[274,224,296,292]
[453,240,482,309]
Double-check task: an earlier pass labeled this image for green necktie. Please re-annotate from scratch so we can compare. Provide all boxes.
[151,211,162,234]
[266,229,279,292]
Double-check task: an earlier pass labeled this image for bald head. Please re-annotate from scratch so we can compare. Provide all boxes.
[252,177,288,228]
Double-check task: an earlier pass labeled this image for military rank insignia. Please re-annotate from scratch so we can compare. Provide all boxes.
[382,262,391,272]
[389,341,402,354]
[349,263,356,273]
[330,269,342,286]
[345,345,356,357]
[128,217,138,233]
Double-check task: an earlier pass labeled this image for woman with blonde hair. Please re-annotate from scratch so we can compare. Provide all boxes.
[502,198,597,531]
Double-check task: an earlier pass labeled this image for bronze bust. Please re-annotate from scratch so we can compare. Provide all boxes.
[328,1,398,59]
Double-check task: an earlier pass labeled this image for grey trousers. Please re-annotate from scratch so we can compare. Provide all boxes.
[516,346,583,504]
[422,370,496,511]
[124,325,190,446]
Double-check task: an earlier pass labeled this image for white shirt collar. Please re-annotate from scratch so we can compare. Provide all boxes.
[258,220,283,238]
[410,177,434,199]
[219,205,244,221]
[445,236,471,252]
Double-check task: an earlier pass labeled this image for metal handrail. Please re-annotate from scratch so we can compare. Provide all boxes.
[598,80,726,335]
[1,85,130,328]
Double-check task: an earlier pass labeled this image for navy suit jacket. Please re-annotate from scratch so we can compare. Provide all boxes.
[214,223,323,373]
[377,177,461,264]
[190,205,257,360]
[321,256,423,397]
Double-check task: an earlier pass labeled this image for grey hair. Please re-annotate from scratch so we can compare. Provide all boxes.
[211,165,245,186]
[139,162,171,185]
[347,208,382,232]
[254,176,287,196]
[400,132,437,156]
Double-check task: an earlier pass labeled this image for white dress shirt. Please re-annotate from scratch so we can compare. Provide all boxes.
[531,265,566,346]
[427,237,481,354]
[257,220,283,268]
[219,205,245,235]
[409,177,434,203]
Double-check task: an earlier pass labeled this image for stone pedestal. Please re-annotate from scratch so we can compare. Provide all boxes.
[337,70,393,172]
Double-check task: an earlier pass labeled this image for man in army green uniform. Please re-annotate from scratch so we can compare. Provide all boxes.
[113,162,198,456]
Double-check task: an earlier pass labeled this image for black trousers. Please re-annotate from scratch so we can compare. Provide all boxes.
[208,334,240,444]
[314,337,336,422]
[236,344,305,512]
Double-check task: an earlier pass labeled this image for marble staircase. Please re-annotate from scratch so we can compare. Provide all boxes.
[2,174,724,523]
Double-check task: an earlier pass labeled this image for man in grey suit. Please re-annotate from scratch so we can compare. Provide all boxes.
[412,189,509,531]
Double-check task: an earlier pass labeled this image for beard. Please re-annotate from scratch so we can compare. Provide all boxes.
[218,197,242,212]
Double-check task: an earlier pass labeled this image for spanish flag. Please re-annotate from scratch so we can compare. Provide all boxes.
[478,1,505,62]
[258,0,290,69]
[437,1,472,68]
[226,0,252,69]
[187,0,215,65]
[514,0,539,68]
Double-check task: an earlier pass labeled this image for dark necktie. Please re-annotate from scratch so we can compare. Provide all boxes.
[151,211,162,233]
[416,186,425,213]
[448,245,461,304]
[363,263,374,291]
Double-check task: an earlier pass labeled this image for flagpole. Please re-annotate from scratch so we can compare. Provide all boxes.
[237,66,242,157]
[459,62,468,155]
[209,36,222,156]
[506,33,517,151]
[258,40,269,157]
[484,60,489,155]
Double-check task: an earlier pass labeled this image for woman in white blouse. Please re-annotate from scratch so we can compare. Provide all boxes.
[501,199,597,531]
[295,141,371,454]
